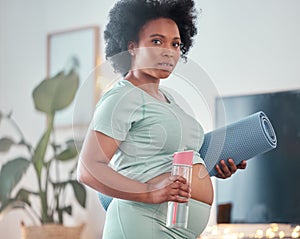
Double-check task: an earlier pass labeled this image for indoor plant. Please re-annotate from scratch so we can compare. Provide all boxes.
[0,68,87,238]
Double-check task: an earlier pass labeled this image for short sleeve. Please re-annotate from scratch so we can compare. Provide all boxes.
[193,151,206,167]
[90,84,143,141]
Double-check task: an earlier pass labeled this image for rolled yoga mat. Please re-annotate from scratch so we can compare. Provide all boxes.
[98,111,277,210]
[201,110,277,176]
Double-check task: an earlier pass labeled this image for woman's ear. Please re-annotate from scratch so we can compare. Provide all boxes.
[128,41,136,56]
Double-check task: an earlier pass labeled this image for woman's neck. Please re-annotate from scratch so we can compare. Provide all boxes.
[125,71,168,103]
[125,71,160,94]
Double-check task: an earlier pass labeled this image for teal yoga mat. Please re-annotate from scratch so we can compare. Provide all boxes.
[98,111,277,210]
[202,111,277,176]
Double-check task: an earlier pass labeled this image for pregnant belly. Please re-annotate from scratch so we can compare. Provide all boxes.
[191,164,214,205]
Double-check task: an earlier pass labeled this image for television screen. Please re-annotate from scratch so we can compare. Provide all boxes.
[215,89,300,224]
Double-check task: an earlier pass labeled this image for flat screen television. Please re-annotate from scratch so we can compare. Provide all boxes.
[215,89,300,224]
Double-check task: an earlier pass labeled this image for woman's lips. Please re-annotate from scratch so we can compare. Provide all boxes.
[157,62,174,72]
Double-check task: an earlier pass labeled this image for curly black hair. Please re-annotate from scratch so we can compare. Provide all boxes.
[104,0,198,74]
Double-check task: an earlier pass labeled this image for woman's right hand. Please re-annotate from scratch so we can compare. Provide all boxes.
[147,175,191,204]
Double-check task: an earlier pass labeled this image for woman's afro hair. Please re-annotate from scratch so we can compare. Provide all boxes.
[104,0,198,74]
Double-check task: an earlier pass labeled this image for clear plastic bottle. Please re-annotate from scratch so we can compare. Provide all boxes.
[166,150,193,228]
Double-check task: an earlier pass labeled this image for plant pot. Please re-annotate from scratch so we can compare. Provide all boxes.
[21,222,85,239]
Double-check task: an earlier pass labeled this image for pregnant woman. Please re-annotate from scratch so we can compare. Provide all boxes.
[77,1,246,238]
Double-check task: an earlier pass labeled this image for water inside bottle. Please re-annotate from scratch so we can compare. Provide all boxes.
[166,201,189,228]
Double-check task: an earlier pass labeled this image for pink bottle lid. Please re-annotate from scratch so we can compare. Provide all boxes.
[173,150,194,166]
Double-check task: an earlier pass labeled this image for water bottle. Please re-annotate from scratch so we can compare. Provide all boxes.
[166,150,193,228]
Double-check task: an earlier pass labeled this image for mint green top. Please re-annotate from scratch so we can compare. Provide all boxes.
[90,80,205,182]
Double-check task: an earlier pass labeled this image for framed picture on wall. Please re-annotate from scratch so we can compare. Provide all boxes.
[47,26,100,128]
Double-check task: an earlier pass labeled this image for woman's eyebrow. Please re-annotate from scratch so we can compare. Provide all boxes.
[149,34,181,40]
[149,34,165,38]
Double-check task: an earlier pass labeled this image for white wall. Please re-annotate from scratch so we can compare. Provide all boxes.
[1,0,300,239]
[0,1,116,238]
[192,0,300,96]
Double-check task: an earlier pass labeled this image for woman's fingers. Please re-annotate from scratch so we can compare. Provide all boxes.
[168,176,191,201]
[169,175,186,184]
[227,158,237,174]
[169,195,189,203]
[215,158,247,179]
[149,175,191,203]
[215,160,231,178]
[237,160,247,169]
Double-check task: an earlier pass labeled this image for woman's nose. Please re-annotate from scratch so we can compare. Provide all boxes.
[161,47,175,57]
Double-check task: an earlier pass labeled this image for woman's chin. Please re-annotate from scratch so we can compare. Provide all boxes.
[155,69,172,79]
[139,68,173,80]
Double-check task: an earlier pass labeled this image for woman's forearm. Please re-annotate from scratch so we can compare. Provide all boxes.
[77,129,153,202]
[77,157,153,203]
[78,159,190,204]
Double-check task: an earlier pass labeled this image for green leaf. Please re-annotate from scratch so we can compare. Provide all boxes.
[56,148,77,161]
[15,188,34,205]
[52,181,66,190]
[32,70,79,114]
[62,205,72,215]
[32,125,52,178]
[56,140,78,161]
[0,137,15,152]
[65,139,77,149]
[0,157,30,202]
[69,180,86,208]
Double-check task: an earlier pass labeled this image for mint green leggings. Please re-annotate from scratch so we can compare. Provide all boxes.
[102,198,211,239]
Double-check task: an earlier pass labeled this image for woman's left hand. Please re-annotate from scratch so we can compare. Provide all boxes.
[214,159,247,179]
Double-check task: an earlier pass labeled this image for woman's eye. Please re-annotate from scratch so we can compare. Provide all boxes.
[152,39,162,45]
[173,42,181,48]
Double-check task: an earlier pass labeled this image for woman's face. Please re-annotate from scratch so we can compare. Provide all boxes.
[130,18,182,79]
